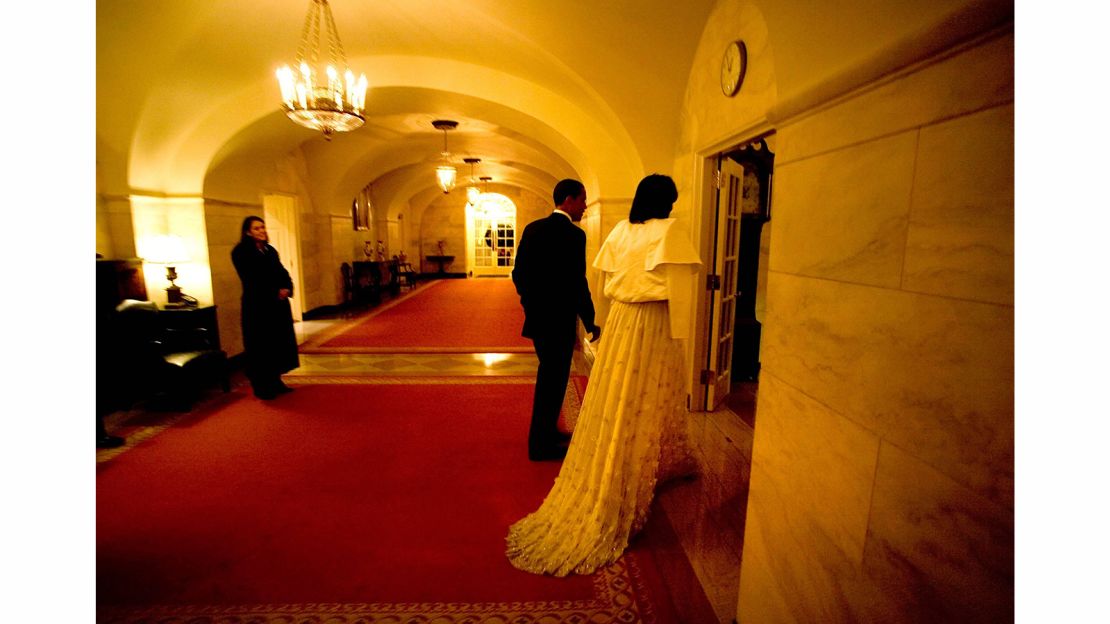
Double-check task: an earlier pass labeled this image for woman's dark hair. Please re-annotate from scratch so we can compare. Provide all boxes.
[552,179,585,207]
[628,174,677,223]
[240,215,264,243]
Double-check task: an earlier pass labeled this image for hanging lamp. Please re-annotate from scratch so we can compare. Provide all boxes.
[432,120,458,193]
[464,158,481,205]
[275,0,368,140]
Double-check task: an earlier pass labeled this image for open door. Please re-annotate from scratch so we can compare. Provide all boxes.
[705,156,745,409]
[263,194,304,322]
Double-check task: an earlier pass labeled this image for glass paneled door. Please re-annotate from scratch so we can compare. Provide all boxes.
[705,156,744,409]
[466,193,517,277]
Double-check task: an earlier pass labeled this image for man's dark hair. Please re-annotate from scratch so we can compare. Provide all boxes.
[553,179,585,207]
[628,174,677,223]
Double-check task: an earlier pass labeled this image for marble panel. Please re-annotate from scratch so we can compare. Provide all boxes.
[762,273,1013,508]
[776,32,1013,164]
[737,374,887,622]
[685,410,708,454]
[99,197,137,258]
[753,374,879,562]
[736,511,806,624]
[659,403,751,623]
[697,534,742,624]
[658,480,701,548]
[904,104,1014,305]
[769,131,916,287]
[862,442,1013,622]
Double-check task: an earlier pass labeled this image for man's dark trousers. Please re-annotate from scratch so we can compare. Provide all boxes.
[529,332,574,456]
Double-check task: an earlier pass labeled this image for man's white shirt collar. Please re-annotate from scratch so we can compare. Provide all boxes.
[552,209,572,220]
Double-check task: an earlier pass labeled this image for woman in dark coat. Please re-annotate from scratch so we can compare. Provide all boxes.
[231,216,300,399]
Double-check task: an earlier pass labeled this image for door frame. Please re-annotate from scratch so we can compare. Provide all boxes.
[688,124,776,412]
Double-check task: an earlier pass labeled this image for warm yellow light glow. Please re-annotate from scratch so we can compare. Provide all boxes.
[276,0,367,138]
[477,193,515,220]
[467,186,481,204]
[476,353,510,367]
[141,234,190,265]
[436,165,457,193]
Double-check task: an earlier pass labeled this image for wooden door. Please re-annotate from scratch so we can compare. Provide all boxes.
[706,157,745,409]
[263,194,304,321]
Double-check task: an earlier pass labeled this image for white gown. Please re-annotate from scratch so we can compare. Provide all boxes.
[506,218,702,576]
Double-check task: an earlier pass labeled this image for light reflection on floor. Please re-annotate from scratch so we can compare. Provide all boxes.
[286,352,538,377]
[287,317,595,379]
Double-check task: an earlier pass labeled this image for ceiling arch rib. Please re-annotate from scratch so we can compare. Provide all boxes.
[364,160,559,224]
[136,56,644,205]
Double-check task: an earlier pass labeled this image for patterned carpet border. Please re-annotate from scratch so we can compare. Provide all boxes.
[96,412,191,464]
[97,557,656,624]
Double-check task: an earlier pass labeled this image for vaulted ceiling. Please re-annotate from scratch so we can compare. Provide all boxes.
[97,0,986,214]
[96,0,719,209]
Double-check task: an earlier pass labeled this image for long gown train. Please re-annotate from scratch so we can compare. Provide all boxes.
[505,299,692,576]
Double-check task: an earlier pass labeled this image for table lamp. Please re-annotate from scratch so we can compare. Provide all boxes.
[144,234,193,307]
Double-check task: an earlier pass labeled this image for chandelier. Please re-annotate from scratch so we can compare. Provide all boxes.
[276,0,368,140]
[464,157,481,205]
[433,120,458,193]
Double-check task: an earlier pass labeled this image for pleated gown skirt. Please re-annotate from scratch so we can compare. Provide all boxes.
[506,299,691,576]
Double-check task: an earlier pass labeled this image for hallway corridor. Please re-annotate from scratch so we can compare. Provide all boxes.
[97,278,753,623]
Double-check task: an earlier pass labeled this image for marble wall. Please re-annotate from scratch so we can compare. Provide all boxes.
[96,194,136,260]
[736,28,1014,624]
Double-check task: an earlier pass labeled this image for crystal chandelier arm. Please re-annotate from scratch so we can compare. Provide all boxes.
[322,1,350,70]
[296,0,319,67]
[279,0,366,138]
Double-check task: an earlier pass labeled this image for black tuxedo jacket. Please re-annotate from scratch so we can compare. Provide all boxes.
[512,213,596,345]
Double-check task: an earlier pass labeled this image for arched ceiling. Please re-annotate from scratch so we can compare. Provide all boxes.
[97,0,1003,212]
[96,0,719,208]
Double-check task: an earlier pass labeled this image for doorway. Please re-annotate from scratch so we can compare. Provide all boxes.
[703,135,774,422]
[465,193,517,277]
[263,193,305,322]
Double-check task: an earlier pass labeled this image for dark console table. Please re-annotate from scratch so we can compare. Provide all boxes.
[425,254,455,275]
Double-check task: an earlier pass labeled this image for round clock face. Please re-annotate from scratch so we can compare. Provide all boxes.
[720,40,747,97]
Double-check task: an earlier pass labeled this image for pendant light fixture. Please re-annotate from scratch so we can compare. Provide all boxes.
[432,120,458,193]
[464,157,481,205]
[276,0,368,140]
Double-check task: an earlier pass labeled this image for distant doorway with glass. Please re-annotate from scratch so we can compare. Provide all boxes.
[465,193,517,277]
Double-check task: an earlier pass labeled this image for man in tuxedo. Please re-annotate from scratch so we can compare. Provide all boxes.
[512,179,601,461]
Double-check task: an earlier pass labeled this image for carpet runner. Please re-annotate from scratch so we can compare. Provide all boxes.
[302,279,533,353]
[96,382,711,623]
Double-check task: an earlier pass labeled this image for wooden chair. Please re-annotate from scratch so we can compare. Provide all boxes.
[396,259,418,289]
[340,262,354,304]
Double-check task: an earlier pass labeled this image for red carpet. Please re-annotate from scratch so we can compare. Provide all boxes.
[97,383,709,622]
[303,279,532,353]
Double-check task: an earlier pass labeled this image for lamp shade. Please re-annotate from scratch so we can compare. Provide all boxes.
[436,165,457,193]
[143,234,190,265]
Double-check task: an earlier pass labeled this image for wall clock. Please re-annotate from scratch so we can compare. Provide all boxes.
[720,40,747,97]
